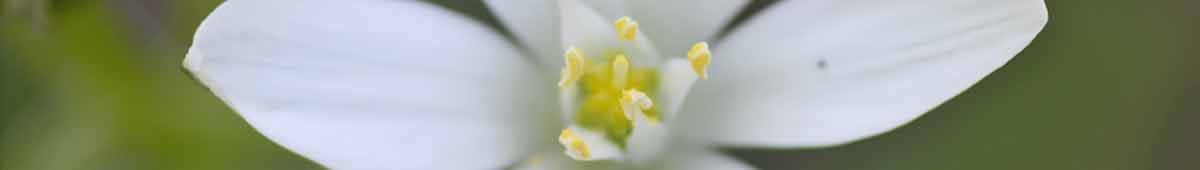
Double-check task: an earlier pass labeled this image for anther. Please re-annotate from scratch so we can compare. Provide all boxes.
[687,42,712,80]
[620,89,654,123]
[558,47,586,87]
[614,16,639,41]
[558,128,592,160]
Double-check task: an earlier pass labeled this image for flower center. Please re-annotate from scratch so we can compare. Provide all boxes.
[555,16,712,161]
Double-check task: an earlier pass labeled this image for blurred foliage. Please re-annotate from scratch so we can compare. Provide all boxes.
[0,0,1195,170]
[1,0,320,169]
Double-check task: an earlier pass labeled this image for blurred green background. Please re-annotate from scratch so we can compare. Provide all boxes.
[0,0,1195,169]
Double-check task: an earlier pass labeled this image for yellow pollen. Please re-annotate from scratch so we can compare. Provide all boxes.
[611,54,630,89]
[613,16,639,41]
[558,47,587,87]
[687,42,712,80]
[559,128,592,160]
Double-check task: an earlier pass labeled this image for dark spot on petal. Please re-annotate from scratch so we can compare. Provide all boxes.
[817,59,828,69]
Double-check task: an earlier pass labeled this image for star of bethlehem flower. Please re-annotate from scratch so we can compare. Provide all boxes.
[183,0,1047,169]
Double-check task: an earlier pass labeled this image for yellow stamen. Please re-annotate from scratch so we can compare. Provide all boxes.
[620,89,655,124]
[624,90,653,111]
[559,128,591,160]
[614,16,639,41]
[611,54,630,89]
[687,42,712,80]
[558,47,586,87]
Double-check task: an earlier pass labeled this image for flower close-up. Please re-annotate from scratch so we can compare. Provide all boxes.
[182,0,1048,169]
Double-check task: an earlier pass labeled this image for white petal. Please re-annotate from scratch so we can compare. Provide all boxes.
[560,0,662,67]
[627,0,749,55]
[559,84,580,122]
[511,149,622,170]
[484,0,560,66]
[679,0,1048,147]
[656,147,755,170]
[625,120,672,165]
[578,0,626,19]
[485,0,632,69]
[656,58,699,121]
[185,1,555,169]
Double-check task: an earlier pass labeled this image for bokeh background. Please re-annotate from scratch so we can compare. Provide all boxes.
[1,0,1196,169]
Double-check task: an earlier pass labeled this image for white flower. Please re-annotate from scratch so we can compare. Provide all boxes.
[183,0,1047,169]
